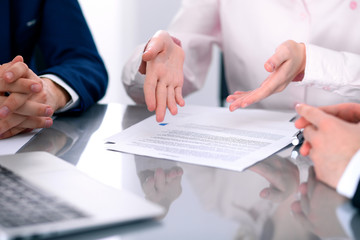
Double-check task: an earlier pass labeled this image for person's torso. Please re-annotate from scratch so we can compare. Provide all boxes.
[219,0,360,109]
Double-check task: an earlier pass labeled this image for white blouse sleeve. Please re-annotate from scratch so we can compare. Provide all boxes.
[122,44,147,104]
[300,44,360,100]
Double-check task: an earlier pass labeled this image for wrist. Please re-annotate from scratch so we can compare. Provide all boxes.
[43,78,71,111]
[292,43,306,82]
[300,43,306,73]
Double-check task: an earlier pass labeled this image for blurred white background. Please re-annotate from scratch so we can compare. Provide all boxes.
[78,0,219,107]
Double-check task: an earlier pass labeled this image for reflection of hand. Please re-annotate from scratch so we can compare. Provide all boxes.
[295,103,360,188]
[20,128,70,155]
[227,40,305,111]
[138,167,183,215]
[0,56,55,138]
[250,155,299,202]
[291,167,347,238]
[139,30,185,122]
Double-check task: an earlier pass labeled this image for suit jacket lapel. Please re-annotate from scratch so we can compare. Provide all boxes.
[0,0,11,63]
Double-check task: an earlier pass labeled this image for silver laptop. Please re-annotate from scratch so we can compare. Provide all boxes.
[0,151,164,239]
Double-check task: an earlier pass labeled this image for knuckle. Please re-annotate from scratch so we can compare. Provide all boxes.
[6,95,21,110]
[318,118,331,128]
[0,120,12,134]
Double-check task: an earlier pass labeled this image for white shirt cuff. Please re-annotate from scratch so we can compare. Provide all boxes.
[40,74,79,113]
[337,150,360,198]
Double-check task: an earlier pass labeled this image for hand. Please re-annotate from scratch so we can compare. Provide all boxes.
[295,102,360,160]
[227,40,306,111]
[138,166,183,217]
[250,155,299,202]
[291,167,347,238]
[0,56,46,116]
[294,103,360,188]
[139,30,185,122]
[296,102,360,126]
[0,56,70,138]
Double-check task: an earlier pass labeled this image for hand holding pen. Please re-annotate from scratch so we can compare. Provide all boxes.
[294,103,360,188]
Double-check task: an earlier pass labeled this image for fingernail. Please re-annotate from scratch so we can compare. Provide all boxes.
[45,107,53,117]
[144,47,151,54]
[0,106,10,117]
[4,72,13,81]
[31,84,41,92]
[295,104,302,110]
[265,62,275,72]
[45,119,52,128]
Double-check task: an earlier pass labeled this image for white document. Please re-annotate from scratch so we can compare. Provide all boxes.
[105,106,298,171]
[0,129,40,155]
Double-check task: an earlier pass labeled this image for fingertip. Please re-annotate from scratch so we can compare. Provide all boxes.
[156,113,165,123]
[44,118,53,128]
[264,61,275,72]
[31,83,42,93]
[170,107,178,116]
[0,106,10,118]
[294,118,303,129]
[176,96,185,107]
[45,107,53,117]
[299,142,310,156]
[226,96,234,103]
[259,188,270,199]
[295,103,303,113]
[142,49,153,61]
[12,55,24,63]
[145,100,156,112]
[147,105,155,112]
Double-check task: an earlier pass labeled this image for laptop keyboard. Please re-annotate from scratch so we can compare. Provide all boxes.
[0,165,88,228]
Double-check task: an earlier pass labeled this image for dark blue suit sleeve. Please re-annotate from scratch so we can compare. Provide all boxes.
[37,0,108,113]
[351,180,360,209]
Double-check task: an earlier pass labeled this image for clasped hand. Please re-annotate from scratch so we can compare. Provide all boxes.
[0,56,58,139]
[227,40,306,111]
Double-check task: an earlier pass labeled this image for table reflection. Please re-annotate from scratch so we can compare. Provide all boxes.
[18,104,107,165]
[291,167,348,239]
[135,156,183,219]
[17,103,358,239]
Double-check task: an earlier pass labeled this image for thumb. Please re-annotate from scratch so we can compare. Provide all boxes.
[295,104,335,128]
[12,55,24,63]
[142,37,165,62]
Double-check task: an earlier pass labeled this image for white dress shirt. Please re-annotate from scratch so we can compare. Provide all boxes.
[337,150,360,199]
[40,74,79,113]
[123,0,360,110]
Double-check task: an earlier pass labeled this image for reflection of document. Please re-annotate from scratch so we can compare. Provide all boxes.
[105,106,298,171]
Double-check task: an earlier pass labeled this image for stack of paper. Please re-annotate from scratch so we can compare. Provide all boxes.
[105,106,298,171]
